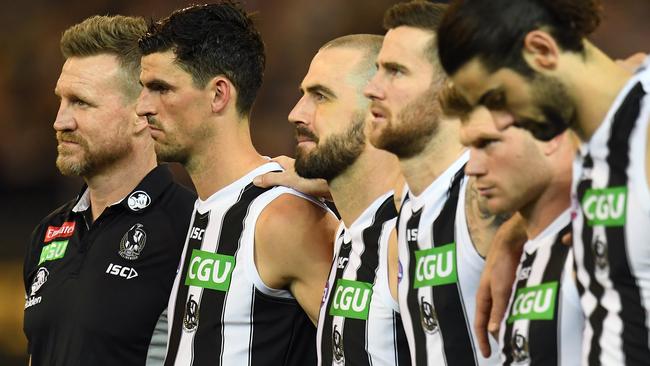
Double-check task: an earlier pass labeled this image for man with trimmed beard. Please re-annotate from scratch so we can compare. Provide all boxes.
[438,1,650,364]
[362,1,506,365]
[282,34,411,365]
[23,15,195,366]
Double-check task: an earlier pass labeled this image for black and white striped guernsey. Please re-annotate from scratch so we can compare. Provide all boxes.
[164,162,326,366]
[397,151,499,365]
[572,58,650,365]
[499,210,584,365]
[316,191,410,366]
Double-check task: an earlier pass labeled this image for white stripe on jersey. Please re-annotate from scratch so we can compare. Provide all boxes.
[572,63,650,365]
[397,151,499,365]
[499,210,584,365]
[317,191,408,366]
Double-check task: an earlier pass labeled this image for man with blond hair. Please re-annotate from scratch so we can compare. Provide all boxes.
[23,15,195,366]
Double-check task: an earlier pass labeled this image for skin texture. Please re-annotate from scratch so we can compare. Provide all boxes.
[136,50,337,324]
[54,54,156,220]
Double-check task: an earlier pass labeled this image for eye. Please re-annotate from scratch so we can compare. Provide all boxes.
[70,97,90,108]
[484,92,506,110]
[476,138,498,149]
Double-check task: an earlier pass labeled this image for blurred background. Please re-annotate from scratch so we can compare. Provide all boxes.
[0,0,648,364]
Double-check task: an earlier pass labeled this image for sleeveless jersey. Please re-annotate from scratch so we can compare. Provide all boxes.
[317,191,410,366]
[572,59,650,365]
[164,162,326,366]
[499,210,584,365]
[397,151,499,365]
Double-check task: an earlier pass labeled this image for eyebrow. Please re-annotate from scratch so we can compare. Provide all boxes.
[142,79,175,90]
[379,61,407,73]
[477,88,504,106]
[303,84,336,99]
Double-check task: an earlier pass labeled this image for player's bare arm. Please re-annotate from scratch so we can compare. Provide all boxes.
[464,177,510,257]
[254,193,338,324]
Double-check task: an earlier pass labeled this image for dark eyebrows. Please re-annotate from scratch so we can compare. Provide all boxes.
[477,88,505,107]
[304,84,336,99]
[143,79,174,91]
[380,61,407,73]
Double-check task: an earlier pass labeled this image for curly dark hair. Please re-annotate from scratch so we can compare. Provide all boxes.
[139,2,265,116]
[438,0,603,77]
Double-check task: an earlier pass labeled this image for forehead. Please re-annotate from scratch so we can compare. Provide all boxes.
[378,26,433,68]
[140,50,193,84]
[461,107,500,138]
[56,54,121,94]
[302,48,365,90]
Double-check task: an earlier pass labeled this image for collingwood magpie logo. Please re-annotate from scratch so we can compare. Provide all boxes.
[127,190,151,211]
[592,236,608,270]
[119,223,147,260]
[511,329,530,364]
[183,295,199,332]
[25,267,49,309]
[419,296,439,334]
[332,325,345,363]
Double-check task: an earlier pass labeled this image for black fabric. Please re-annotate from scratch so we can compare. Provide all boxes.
[24,165,196,366]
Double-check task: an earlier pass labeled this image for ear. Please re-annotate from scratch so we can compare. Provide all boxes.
[521,30,560,73]
[540,131,563,156]
[207,76,233,114]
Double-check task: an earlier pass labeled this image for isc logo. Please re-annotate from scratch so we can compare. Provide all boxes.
[508,282,558,322]
[329,279,373,320]
[582,186,627,226]
[190,227,205,241]
[413,243,457,288]
[185,249,235,292]
[106,263,139,279]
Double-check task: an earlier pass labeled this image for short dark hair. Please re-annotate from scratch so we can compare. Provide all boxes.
[438,0,603,77]
[383,1,448,65]
[139,2,265,116]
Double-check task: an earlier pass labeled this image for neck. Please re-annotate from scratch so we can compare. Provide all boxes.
[567,43,633,140]
[85,141,157,220]
[519,173,571,239]
[329,147,402,228]
[185,115,266,200]
[398,118,465,196]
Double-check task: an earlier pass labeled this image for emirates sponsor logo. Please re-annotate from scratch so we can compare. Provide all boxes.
[44,222,75,242]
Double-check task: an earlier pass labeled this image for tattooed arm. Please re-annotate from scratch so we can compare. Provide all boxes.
[464,177,510,257]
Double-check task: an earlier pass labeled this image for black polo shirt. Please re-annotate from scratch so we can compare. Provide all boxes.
[23,165,195,366]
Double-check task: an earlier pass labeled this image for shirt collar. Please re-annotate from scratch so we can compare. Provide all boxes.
[71,165,175,214]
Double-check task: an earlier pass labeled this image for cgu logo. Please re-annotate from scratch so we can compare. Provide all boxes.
[185,249,235,292]
[190,227,206,241]
[413,243,457,288]
[582,186,627,227]
[329,279,373,320]
[508,282,558,322]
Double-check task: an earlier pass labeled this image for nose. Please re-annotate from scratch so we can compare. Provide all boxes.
[53,101,76,132]
[464,148,487,177]
[364,73,384,101]
[490,110,515,132]
[288,94,314,127]
[135,88,156,118]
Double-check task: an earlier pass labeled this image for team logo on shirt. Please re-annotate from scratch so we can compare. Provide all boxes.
[419,297,439,334]
[592,236,609,270]
[332,325,345,364]
[508,282,558,322]
[127,191,151,211]
[511,329,530,363]
[25,267,49,309]
[119,223,147,260]
[413,243,457,288]
[185,250,235,292]
[329,279,373,320]
[183,294,199,332]
[581,186,627,226]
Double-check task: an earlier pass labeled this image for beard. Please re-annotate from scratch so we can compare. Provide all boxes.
[56,131,133,177]
[515,73,576,141]
[294,112,366,181]
[370,85,440,159]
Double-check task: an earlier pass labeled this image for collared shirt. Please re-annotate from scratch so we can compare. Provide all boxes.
[23,164,195,366]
